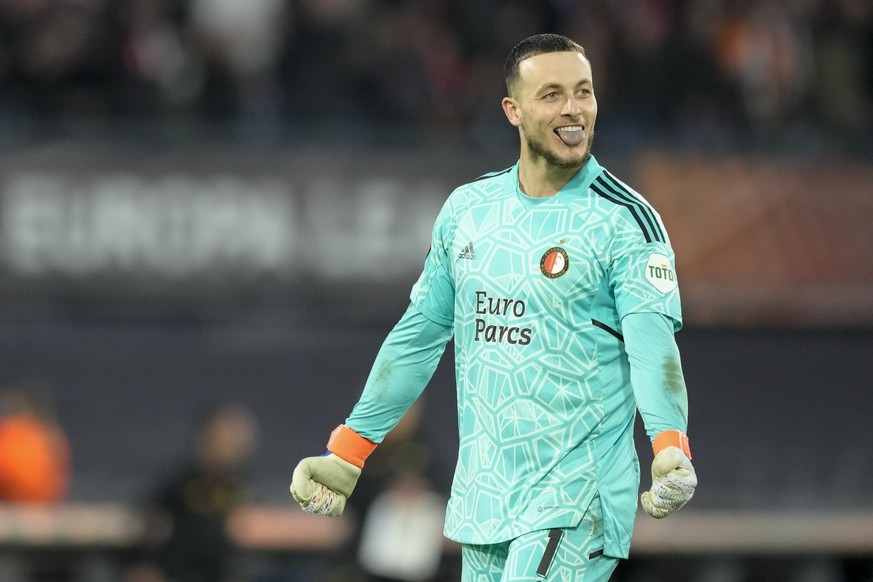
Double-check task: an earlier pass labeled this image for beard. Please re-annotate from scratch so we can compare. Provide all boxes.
[525,127,594,170]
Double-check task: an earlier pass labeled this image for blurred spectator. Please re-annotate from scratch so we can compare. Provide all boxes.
[811,0,873,139]
[0,378,71,503]
[714,0,814,135]
[278,0,367,126]
[342,0,470,134]
[127,403,258,582]
[356,441,445,582]
[107,0,199,115]
[339,401,447,582]
[0,0,113,118]
[611,0,682,124]
[188,0,287,119]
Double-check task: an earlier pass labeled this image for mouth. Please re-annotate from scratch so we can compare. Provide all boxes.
[554,125,585,147]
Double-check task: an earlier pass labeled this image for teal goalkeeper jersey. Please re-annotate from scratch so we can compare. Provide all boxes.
[347,155,686,557]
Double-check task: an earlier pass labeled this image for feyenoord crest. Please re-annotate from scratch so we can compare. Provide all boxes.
[540,247,569,279]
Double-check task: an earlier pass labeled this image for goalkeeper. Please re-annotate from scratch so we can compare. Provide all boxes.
[292,33,696,581]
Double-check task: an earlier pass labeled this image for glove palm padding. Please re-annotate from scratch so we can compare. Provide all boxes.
[641,446,697,519]
[290,453,361,517]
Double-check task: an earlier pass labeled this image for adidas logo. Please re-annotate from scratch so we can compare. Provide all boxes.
[458,241,477,260]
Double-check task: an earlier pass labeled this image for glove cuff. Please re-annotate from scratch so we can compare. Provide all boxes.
[652,429,691,459]
[327,424,377,468]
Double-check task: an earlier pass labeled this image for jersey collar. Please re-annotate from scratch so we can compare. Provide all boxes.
[504,154,604,205]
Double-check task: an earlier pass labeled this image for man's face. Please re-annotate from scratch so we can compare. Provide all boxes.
[503,51,597,170]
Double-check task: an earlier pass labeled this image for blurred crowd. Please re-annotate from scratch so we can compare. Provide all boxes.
[0,0,870,147]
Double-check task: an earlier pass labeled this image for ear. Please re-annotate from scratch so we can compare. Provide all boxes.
[502,96,522,128]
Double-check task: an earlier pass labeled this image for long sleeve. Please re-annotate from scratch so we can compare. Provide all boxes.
[622,311,689,441]
[345,303,453,443]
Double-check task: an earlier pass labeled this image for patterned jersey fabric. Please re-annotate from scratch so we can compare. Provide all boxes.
[410,156,682,553]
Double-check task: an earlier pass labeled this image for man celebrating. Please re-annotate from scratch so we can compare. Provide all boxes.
[292,33,696,581]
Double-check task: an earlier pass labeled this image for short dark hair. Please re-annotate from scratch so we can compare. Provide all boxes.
[503,34,587,96]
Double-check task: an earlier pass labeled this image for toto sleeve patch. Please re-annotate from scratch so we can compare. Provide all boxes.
[645,253,678,293]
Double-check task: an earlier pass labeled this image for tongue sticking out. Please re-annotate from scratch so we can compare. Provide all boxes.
[556,127,584,146]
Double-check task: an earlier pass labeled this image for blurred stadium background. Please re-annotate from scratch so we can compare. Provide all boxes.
[0,0,870,580]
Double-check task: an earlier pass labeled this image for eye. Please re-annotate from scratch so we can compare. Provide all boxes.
[543,92,559,101]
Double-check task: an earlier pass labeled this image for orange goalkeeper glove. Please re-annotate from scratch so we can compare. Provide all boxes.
[640,430,697,519]
[290,425,376,517]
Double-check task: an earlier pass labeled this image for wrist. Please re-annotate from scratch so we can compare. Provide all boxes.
[326,424,377,468]
[652,429,691,459]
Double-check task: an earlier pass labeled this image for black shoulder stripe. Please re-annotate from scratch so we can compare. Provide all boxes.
[471,167,512,183]
[598,171,665,243]
[591,180,655,243]
[595,174,663,243]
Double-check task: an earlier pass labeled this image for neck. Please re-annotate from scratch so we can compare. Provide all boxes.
[517,156,583,199]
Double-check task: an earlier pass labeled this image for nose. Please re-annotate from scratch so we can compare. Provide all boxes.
[561,94,582,117]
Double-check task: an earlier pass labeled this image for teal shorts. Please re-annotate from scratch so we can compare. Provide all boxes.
[459,496,619,582]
